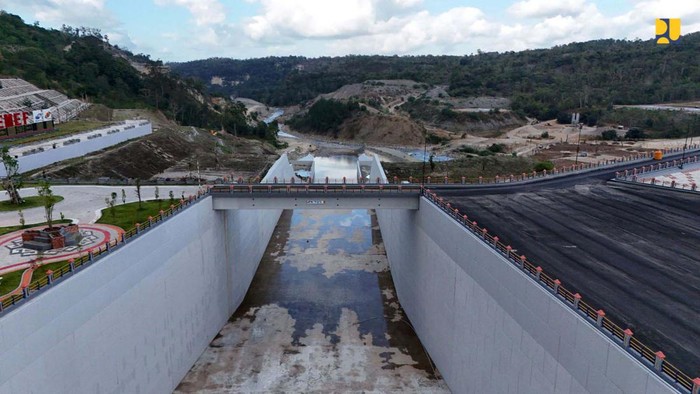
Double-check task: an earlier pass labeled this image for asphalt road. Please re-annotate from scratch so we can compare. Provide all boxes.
[446,180,700,376]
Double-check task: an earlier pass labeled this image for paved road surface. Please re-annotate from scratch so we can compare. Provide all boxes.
[447,181,700,375]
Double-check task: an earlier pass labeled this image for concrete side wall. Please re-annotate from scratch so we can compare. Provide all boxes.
[0,195,282,394]
[376,199,676,394]
[2,122,152,177]
[262,153,295,183]
[0,198,229,394]
[224,208,282,314]
[369,154,386,183]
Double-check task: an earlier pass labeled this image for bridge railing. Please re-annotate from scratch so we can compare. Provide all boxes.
[209,184,423,194]
[0,192,209,314]
[421,189,697,394]
[614,155,699,192]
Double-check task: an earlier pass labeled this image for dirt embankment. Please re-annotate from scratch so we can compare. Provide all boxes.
[338,114,425,146]
[37,127,279,180]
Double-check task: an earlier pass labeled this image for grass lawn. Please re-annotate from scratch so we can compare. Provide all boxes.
[0,195,64,212]
[3,120,112,146]
[97,200,175,230]
[0,260,70,297]
[0,219,72,236]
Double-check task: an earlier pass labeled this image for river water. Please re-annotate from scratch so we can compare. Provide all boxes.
[175,158,447,392]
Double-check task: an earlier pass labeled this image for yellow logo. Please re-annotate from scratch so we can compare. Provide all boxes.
[656,18,681,44]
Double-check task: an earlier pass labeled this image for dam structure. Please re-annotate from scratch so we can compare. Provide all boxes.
[0,152,696,393]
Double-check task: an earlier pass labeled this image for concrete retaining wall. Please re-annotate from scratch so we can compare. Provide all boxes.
[2,122,152,177]
[262,153,295,183]
[376,200,677,394]
[0,196,281,394]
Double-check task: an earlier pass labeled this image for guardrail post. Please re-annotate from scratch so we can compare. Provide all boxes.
[623,329,633,348]
[461,176,466,184]
[106,242,110,253]
[492,236,499,246]
[654,352,666,371]
[596,310,605,327]
[535,266,543,280]
[553,279,561,294]
[135,223,140,234]
[519,255,526,269]
[69,258,75,272]
[0,302,3,313]
[692,378,700,394]
[573,293,581,309]
[88,251,93,262]
[22,285,29,299]
[46,270,54,285]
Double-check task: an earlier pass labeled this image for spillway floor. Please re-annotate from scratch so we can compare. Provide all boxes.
[175,209,448,393]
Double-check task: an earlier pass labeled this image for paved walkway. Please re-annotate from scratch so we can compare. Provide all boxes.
[637,161,700,188]
[0,185,201,227]
[0,223,123,273]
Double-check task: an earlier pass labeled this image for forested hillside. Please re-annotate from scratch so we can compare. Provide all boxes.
[170,56,458,106]
[0,11,280,142]
[171,34,700,121]
[451,37,700,120]
[0,11,213,126]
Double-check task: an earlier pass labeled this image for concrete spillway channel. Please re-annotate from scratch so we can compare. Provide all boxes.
[175,209,449,393]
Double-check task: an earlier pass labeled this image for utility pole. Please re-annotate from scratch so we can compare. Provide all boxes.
[421,127,428,184]
[574,123,583,166]
[196,160,201,188]
[680,115,696,169]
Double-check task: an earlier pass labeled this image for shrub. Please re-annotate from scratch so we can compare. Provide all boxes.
[600,129,618,141]
[534,161,555,172]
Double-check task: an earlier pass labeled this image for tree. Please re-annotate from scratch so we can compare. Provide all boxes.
[37,181,55,229]
[601,129,618,141]
[1,146,23,205]
[135,178,142,209]
[625,128,646,140]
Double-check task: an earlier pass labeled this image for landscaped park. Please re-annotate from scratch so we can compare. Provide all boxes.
[0,176,201,300]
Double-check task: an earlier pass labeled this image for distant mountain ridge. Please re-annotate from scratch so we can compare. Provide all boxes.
[170,33,700,120]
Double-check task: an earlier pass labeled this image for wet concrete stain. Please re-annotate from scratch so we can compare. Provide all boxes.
[175,209,449,393]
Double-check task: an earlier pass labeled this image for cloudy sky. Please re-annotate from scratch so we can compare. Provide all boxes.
[1,0,699,62]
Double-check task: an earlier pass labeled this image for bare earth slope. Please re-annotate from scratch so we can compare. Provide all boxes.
[338,114,425,146]
[36,127,278,180]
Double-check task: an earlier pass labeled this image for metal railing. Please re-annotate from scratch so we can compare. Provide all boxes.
[421,189,696,393]
[0,192,208,314]
[210,183,422,195]
[614,155,700,192]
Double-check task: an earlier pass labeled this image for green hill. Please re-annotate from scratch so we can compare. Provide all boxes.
[170,34,700,122]
[0,11,210,128]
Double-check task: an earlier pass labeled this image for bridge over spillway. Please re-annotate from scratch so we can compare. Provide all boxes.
[210,184,421,209]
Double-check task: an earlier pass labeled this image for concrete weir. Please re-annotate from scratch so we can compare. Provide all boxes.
[0,154,685,393]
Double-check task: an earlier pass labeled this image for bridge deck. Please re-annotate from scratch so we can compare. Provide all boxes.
[446,181,700,376]
[211,184,421,209]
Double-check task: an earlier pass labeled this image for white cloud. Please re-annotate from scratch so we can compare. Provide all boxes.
[507,0,587,19]
[0,0,119,28]
[245,0,377,40]
[153,0,226,26]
